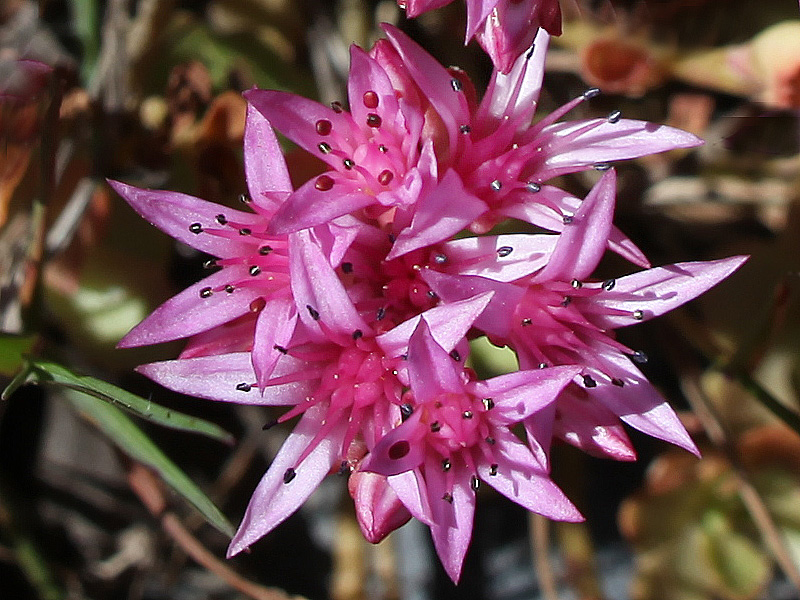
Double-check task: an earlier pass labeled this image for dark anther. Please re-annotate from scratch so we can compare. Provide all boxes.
[330,101,344,113]
[449,349,461,362]
[526,181,541,193]
[430,421,441,433]
[225,284,235,293]
[632,309,644,320]
[471,476,480,491]
[343,158,355,170]
[489,464,498,476]
[441,458,451,472]
[318,142,332,154]
[485,436,496,445]
[378,144,388,153]
[631,350,648,364]
[378,170,394,186]
[608,110,622,123]
[427,290,437,298]
[250,298,266,312]
[611,378,625,387]
[363,90,379,108]
[274,345,288,354]
[583,87,601,99]
[538,362,548,369]
[202,259,218,269]
[388,440,410,460]
[236,383,252,392]
[376,307,386,321]
[442,492,454,503]
[433,252,447,264]
[602,278,616,291]
[400,403,414,420]
[239,228,252,236]
[316,119,332,135]
[338,461,351,475]
[189,222,203,234]
[462,410,473,419]
[582,375,597,388]
[497,246,513,257]
[352,329,363,340]
[490,180,502,191]
[562,214,574,225]
[215,214,227,225]
[199,287,213,298]
[459,124,471,134]
[262,419,277,430]
[366,113,382,128]
[259,245,273,255]
[306,305,320,321]
[482,398,495,410]
[239,193,251,204]
[571,279,582,289]
[521,318,532,326]
[283,468,297,484]
[594,162,611,171]
[342,262,353,274]
[561,296,572,307]
[450,78,462,91]
[315,175,334,191]
[388,233,396,244]
[249,265,261,276]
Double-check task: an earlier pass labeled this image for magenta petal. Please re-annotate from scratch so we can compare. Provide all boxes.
[289,229,369,337]
[243,103,292,214]
[532,169,617,283]
[481,365,581,425]
[427,459,475,584]
[251,297,297,389]
[583,256,748,329]
[347,45,403,134]
[119,265,261,347]
[538,119,703,179]
[348,470,412,543]
[387,170,487,261]
[388,469,434,527]
[441,233,556,282]
[479,428,583,521]
[267,175,374,235]
[362,410,427,476]
[228,404,345,556]
[464,0,502,41]
[137,352,309,405]
[408,319,465,401]
[376,292,494,357]
[381,24,470,154]
[404,0,452,18]
[109,181,259,257]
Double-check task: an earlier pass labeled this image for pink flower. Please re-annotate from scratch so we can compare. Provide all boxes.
[399,0,562,73]
[362,318,582,582]
[423,170,748,461]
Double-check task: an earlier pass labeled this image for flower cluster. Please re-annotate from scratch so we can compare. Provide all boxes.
[112,20,745,583]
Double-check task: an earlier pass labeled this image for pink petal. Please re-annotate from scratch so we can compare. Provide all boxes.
[348,470,412,543]
[362,410,427,476]
[347,45,403,136]
[464,0,503,40]
[388,469,434,526]
[479,428,583,521]
[109,181,259,257]
[387,169,487,261]
[251,297,298,389]
[408,319,465,401]
[289,229,369,337]
[440,233,556,282]
[228,404,345,556]
[243,102,292,215]
[119,265,262,347]
[376,292,494,357]
[532,169,617,283]
[404,0,452,18]
[582,256,748,329]
[137,352,310,405]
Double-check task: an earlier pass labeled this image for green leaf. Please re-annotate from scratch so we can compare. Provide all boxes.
[66,389,234,537]
[0,334,37,377]
[26,360,234,445]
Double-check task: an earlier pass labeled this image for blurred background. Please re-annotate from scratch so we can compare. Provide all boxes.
[2,1,800,598]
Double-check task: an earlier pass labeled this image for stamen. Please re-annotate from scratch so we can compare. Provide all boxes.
[485,436,496,445]
[442,492,453,503]
[594,162,611,171]
[225,284,235,293]
[631,350,648,364]
[215,214,227,225]
[400,403,414,420]
[378,170,394,185]
[497,246,513,257]
[482,398,495,410]
[490,180,502,191]
[363,91,379,108]
[352,329,363,340]
[526,181,541,193]
[341,262,353,274]
[562,214,574,225]
[430,421,441,432]
[316,119,332,135]
[450,78,462,92]
[274,345,288,354]
[538,362,548,369]
[239,228,252,236]
[602,278,616,291]
[236,383,252,392]
[608,110,622,123]
[239,193,251,204]
[376,307,386,321]
[366,113,382,127]
[189,223,203,234]
[199,287,212,298]
[470,476,480,491]
[632,309,644,320]
[378,144,388,153]
[307,305,320,320]
[330,101,344,113]
[583,87,601,99]
[441,458,451,472]
[318,142,332,154]
[315,175,334,191]
[433,253,447,264]
[489,464,498,476]
[449,349,461,362]
[611,378,625,387]
[283,468,297,484]
[343,158,355,170]
[202,259,217,269]
[249,265,261,276]
[459,124,471,134]
[521,318,532,326]
[249,298,266,312]
[582,375,597,388]
[259,245,273,255]
[462,410,473,419]
[571,279,583,289]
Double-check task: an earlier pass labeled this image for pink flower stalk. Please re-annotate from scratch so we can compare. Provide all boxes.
[423,170,748,461]
[398,0,562,74]
[362,318,582,582]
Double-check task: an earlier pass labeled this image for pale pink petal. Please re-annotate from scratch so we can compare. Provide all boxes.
[347,45,403,135]
[440,233,556,282]
[362,410,427,476]
[478,428,582,521]
[119,265,262,347]
[137,352,311,405]
[408,319,465,400]
[251,297,298,389]
[348,470,412,543]
[581,256,748,329]
[243,102,292,215]
[428,459,475,583]
[464,0,503,40]
[109,181,259,257]
[388,469,434,526]
[228,404,345,556]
